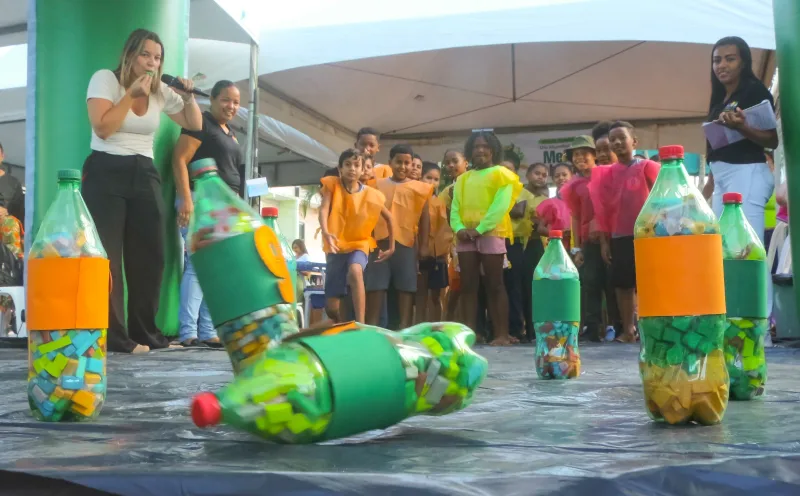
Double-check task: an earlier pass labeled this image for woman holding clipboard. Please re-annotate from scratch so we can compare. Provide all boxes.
[705,36,778,243]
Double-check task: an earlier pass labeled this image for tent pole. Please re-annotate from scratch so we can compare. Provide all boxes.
[511,44,517,102]
[774,0,800,322]
[245,39,260,208]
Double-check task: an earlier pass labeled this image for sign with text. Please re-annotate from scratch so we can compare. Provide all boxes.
[497,129,591,167]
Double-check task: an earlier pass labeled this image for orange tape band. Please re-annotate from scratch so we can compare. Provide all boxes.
[27,257,110,330]
[321,321,359,336]
[634,235,726,317]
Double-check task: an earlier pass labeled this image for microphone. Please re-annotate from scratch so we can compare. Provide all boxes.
[161,74,209,97]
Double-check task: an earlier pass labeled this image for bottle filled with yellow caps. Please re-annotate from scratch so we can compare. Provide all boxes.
[634,145,728,425]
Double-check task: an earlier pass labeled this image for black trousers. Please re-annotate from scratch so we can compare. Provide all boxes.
[504,238,526,337]
[580,241,620,336]
[523,236,545,337]
[81,151,169,353]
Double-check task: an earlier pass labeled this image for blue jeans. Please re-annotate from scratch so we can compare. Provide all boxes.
[179,226,216,342]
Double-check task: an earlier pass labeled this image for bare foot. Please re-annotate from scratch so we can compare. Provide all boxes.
[489,336,514,346]
[132,344,150,354]
[614,332,637,344]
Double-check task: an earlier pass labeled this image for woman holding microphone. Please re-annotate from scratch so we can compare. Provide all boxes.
[83,29,202,353]
[172,80,243,347]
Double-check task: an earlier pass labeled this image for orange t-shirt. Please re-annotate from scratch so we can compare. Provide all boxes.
[320,176,385,255]
[374,178,433,247]
[427,195,453,258]
[373,164,393,180]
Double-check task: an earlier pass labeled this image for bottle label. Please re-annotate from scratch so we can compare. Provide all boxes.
[27,258,110,330]
[298,331,407,440]
[723,259,769,318]
[531,278,581,322]
[635,235,726,317]
[191,228,292,327]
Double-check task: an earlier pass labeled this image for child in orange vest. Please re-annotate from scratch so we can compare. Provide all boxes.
[365,144,432,328]
[319,149,395,323]
[355,127,392,180]
[415,162,452,323]
[440,149,469,321]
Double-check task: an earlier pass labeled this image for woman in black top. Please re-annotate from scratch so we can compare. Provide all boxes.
[172,80,243,346]
[705,36,778,243]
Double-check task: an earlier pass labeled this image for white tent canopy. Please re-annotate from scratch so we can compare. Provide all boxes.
[247,0,777,156]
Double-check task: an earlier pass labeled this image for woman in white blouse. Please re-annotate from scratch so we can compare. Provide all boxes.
[83,29,202,354]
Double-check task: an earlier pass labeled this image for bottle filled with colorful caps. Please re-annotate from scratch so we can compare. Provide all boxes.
[26,169,110,421]
[634,145,728,425]
[187,158,298,374]
[261,207,297,313]
[531,230,581,379]
[191,322,488,443]
[719,192,768,400]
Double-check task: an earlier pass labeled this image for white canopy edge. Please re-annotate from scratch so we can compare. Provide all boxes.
[258,0,776,74]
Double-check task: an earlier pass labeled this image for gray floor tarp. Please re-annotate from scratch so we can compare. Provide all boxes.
[0,342,799,495]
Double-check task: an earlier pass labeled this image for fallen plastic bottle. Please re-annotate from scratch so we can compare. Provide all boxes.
[191,322,488,443]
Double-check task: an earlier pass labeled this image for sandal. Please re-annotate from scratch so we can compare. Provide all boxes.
[180,338,201,347]
[202,338,224,349]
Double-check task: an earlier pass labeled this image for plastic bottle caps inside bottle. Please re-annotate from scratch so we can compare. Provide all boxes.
[261,206,279,218]
[658,145,684,160]
[549,230,563,239]
[191,392,222,427]
[722,192,743,204]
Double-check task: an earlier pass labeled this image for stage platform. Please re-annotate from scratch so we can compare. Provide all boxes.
[0,341,799,495]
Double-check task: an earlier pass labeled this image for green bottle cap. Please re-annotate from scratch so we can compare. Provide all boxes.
[57,169,81,181]
[190,158,218,178]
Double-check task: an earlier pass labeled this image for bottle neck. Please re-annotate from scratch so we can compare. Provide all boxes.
[653,157,687,182]
[57,180,81,192]
[722,202,744,218]
[193,171,219,182]
[263,216,277,228]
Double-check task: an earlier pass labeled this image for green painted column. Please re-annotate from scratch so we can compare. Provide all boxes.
[774,1,800,322]
[28,0,188,336]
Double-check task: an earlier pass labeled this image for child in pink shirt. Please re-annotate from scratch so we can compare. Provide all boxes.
[589,121,660,343]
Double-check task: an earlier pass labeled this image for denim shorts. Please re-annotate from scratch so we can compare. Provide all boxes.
[324,250,368,298]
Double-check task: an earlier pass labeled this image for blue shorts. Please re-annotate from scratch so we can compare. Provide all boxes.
[324,250,368,298]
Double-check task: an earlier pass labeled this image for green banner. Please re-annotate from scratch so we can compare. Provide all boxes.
[532,278,581,322]
[299,331,407,441]
[723,259,769,318]
[191,231,286,326]
[33,0,189,336]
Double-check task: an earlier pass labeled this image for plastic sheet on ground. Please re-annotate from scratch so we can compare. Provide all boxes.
[0,343,799,495]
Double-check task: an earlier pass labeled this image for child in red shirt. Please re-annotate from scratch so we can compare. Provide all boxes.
[590,121,660,343]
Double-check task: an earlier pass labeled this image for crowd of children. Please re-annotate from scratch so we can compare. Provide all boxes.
[317,123,661,346]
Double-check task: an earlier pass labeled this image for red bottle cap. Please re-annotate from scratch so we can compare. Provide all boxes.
[658,145,684,160]
[723,192,743,204]
[191,393,222,428]
[261,206,279,218]
[549,230,563,239]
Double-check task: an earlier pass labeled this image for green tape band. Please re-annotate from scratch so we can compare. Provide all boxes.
[724,259,769,319]
[299,331,407,440]
[191,231,286,326]
[532,278,581,322]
